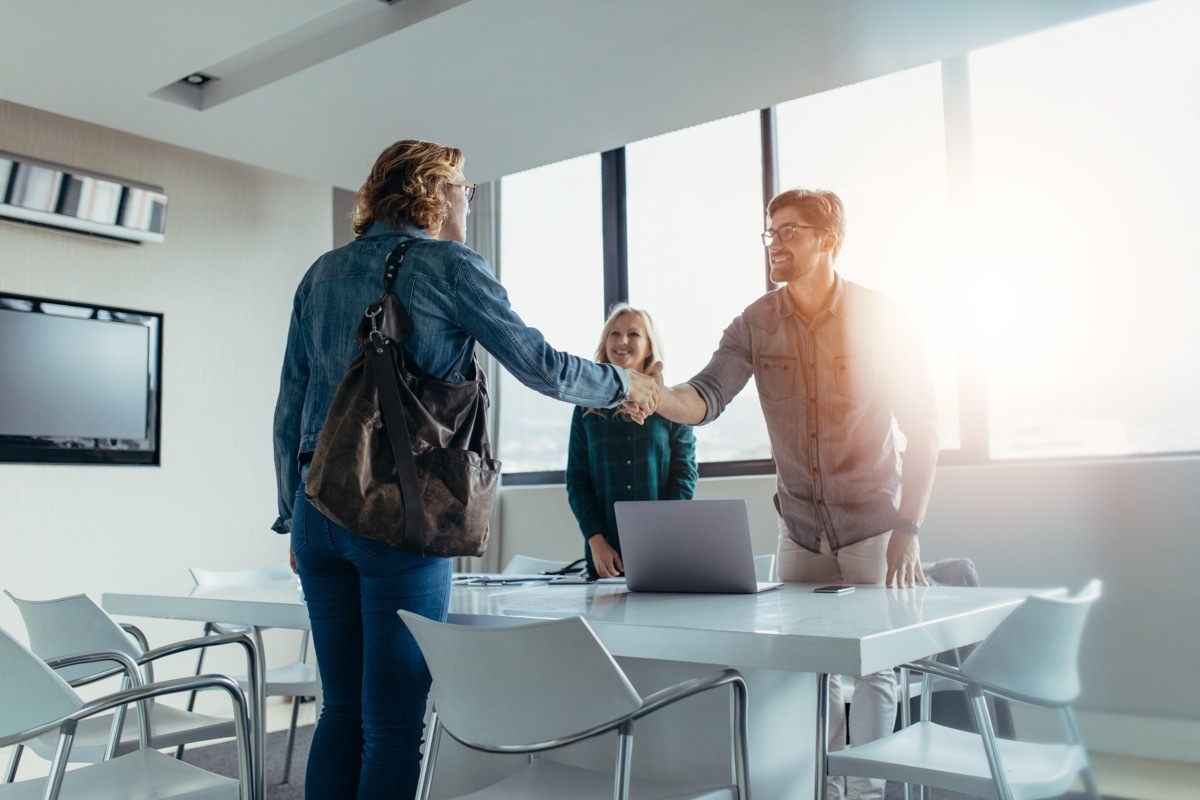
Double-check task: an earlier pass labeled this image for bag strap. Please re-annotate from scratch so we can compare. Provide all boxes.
[363,239,425,546]
[376,240,418,342]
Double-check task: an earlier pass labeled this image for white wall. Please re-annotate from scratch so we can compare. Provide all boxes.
[499,456,1200,762]
[0,100,330,667]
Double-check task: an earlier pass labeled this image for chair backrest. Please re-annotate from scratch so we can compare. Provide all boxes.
[960,579,1102,704]
[398,611,643,750]
[753,554,775,582]
[500,554,574,576]
[190,564,295,587]
[0,625,83,741]
[4,591,144,684]
[922,558,981,665]
[922,557,980,588]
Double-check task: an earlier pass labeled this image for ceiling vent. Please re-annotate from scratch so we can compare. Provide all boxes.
[0,151,167,245]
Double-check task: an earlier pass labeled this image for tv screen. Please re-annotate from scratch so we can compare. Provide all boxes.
[0,291,162,465]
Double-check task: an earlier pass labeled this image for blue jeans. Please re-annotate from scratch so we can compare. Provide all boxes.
[291,486,450,800]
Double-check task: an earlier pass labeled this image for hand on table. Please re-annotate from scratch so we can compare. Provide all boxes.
[588,535,624,578]
[885,531,927,588]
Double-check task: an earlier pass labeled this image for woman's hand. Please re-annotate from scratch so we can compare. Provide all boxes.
[588,534,624,578]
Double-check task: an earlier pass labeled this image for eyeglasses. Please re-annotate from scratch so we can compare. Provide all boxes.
[448,178,476,204]
[761,224,824,247]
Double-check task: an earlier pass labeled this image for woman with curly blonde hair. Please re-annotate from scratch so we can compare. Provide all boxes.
[273,140,660,798]
[566,303,698,578]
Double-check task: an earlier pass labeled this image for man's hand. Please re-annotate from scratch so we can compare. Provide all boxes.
[885,530,927,588]
[647,360,665,388]
[588,534,624,578]
[623,368,661,424]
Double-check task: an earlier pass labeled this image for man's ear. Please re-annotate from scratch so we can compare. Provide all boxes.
[820,229,839,254]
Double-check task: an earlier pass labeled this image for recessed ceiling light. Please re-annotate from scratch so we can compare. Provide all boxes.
[181,73,214,86]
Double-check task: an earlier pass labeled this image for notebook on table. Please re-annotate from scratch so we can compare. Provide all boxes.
[614,499,783,594]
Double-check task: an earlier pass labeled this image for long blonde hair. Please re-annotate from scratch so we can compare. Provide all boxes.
[585,303,664,419]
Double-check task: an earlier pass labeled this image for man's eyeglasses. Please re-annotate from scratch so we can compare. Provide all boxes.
[448,178,476,204]
[761,224,824,247]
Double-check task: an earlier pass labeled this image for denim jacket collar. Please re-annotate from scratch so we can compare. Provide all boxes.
[360,219,431,242]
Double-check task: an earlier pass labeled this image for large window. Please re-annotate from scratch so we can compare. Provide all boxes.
[496,155,603,473]
[968,0,1200,458]
[625,111,772,462]
[775,63,961,451]
[492,0,1200,478]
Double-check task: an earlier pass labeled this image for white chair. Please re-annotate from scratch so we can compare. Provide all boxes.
[840,559,1012,736]
[3,591,257,777]
[186,566,317,783]
[398,610,750,800]
[753,554,775,582]
[895,558,1013,738]
[500,555,584,576]
[827,580,1103,800]
[0,623,253,800]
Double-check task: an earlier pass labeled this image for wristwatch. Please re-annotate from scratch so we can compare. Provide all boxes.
[894,519,920,535]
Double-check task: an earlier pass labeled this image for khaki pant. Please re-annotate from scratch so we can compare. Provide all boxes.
[777,527,896,800]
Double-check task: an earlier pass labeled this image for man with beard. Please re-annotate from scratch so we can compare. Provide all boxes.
[650,188,939,800]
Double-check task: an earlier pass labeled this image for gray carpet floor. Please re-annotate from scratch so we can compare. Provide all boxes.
[181,726,1115,800]
[182,725,310,800]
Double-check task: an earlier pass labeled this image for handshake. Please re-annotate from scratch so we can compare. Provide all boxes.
[622,361,665,425]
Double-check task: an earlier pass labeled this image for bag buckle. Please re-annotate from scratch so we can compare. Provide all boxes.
[366,304,387,353]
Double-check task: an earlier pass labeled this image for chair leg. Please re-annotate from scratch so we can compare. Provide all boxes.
[3,744,23,783]
[816,673,830,800]
[281,695,303,783]
[415,713,443,800]
[1061,707,1101,800]
[966,686,1016,800]
[614,719,635,800]
[724,675,750,800]
[177,623,215,759]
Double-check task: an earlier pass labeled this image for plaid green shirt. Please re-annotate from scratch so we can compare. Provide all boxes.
[566,406,697,570]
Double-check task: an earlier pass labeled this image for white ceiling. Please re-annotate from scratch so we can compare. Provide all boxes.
[1,0,1146,190]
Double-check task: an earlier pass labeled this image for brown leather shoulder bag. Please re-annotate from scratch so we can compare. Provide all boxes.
[305,239,500,557]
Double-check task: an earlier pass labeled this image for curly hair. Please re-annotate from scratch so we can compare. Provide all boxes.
[351,139,464,236]
[766,188,846,259]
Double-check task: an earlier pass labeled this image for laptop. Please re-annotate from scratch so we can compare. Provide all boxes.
[614,499,783,593]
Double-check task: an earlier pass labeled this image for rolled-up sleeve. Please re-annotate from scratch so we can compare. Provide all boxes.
[686,315,755,425]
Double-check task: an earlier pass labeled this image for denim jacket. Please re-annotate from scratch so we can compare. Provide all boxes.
[272,220,630,533]
[688,276,938,552]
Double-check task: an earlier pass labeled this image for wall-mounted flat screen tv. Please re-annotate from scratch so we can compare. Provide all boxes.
[0,291,162,465]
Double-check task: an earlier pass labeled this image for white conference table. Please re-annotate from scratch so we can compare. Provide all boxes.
[104,578,1047,800]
